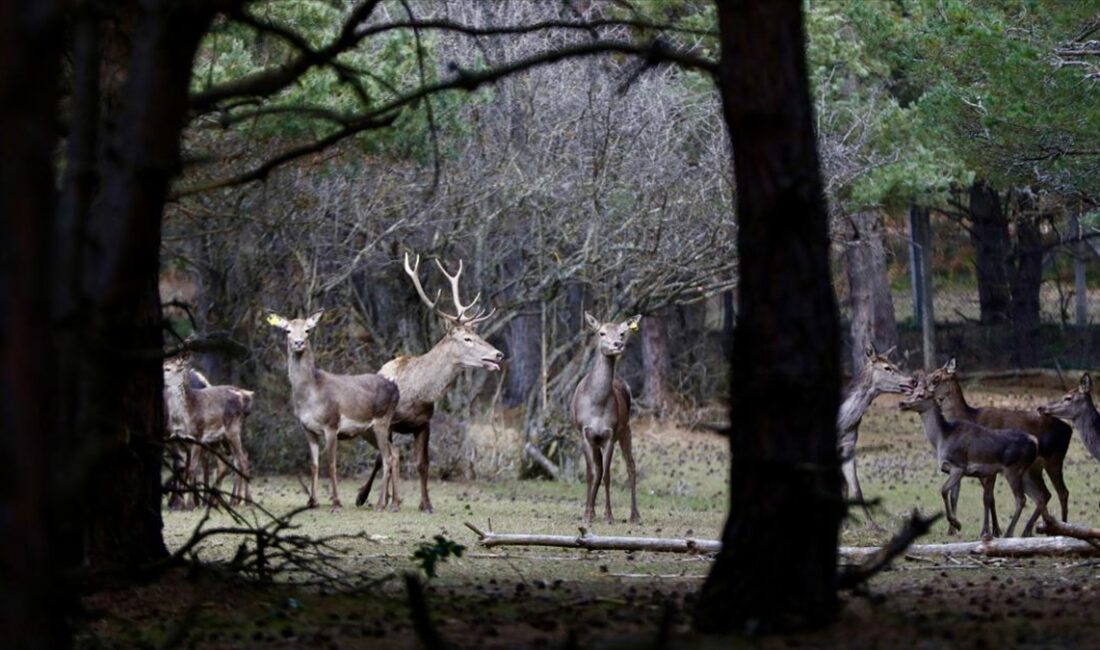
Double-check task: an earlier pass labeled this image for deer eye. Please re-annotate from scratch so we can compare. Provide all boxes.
[464,336,473,343]
[599,332,605,337]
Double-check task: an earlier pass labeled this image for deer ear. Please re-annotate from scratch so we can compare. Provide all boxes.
[865,345,876,360]
[305,309,325,329]
[945,357,957,375]
[624,314,642,332]
[1081,373,1093,393]
[583,312,601,332]
[266,313,289,330]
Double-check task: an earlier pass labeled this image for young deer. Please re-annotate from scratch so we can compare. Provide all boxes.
[163,354,253,509]
[267,310,400,510]
[900,377,1049,538]
[354,253,504,513]
[837,345,916,527]
[571,312,642,524]
[928,357,1071,533]
[1039,373,1100,508]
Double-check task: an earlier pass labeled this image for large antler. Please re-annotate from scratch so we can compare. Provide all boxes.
[403,252,442,311]
[434,259,496,326]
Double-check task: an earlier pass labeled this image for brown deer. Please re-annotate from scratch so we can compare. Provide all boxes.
[355,253,505,513]
[267,310,400,510]
[928,357,1071,533]
[837,345,916,528]
[163,353,253,509]
[571,311,642,524]
[1039,372,1100,508]
[900,376,1050,538]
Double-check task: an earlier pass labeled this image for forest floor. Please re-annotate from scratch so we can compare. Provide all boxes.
[78,376,1100,649]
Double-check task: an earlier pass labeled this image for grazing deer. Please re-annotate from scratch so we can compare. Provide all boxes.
[571,312,642,524]
[163,354,253,508]
[837,345,916,528]
[1039,372,1100,508]
[267,310,400,510]
[355,253,505,513]
[900,376,1049,538]
[928,357,1071,533]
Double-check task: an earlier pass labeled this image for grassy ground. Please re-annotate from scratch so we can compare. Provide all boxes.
[79,378,1100,648]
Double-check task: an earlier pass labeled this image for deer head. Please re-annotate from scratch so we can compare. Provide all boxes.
[403,252,504,372]
[925,357,959,402]
[584,312,642,357]
[266,309,324,354]
[862,344,916,394]
[1039,373,1094,419]
[898,373,934,413]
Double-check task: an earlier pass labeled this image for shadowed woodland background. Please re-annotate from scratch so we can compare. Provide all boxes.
[2,0,1100,647]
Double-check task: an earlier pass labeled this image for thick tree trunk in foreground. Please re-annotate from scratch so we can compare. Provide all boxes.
[844,211,898,370]
[695,0,842,634]
[0,3,65,646]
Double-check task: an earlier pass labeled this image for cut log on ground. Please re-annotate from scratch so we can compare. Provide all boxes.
[465,523,1100,560]
[464,523,721,554]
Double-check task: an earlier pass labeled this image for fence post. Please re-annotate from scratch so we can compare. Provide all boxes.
[908,206,936,369]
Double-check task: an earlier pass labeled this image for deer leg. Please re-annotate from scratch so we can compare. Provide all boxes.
[601,434,615,524]
[356,451,383,508]
[325,431,342,509]
[374,430,392,512]
[1002,469,1028,538]
[619,428,640,523]
[227,426,251,506]
[1045,457,1069,523]
[306,432,321,509]
[1021,463,1052,537]
[580,432,597,523]
[940,466,964,534]
[836,444,880,532]
[979,476,997,540]
[415,426,433,513]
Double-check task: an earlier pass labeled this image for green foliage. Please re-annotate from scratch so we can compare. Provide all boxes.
[411,535,466,580]
[192,4,477,161]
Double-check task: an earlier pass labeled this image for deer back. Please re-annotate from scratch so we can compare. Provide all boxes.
[311,370,398,427]
[945,420,1038,474]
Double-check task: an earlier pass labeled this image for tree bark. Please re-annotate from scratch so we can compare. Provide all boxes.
[641,309,674,414]
[1009,202,1044,367]
[695,0,841,634]
[968,181,1011,325]
[0,3,66,646]
[844,211,898,370]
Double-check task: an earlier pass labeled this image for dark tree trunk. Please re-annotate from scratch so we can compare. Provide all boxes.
[50,2,216,571]
[0,3,66,646]
[844,211,898,371]
[1009,204,1043,367]
[695,0,841,634]
[968,181,1011,325]
[641,309,673,414]
[503,312,541,407]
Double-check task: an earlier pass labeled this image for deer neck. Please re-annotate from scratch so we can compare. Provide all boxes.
[917,404,951,449]
[838,371,878,432]
[394,338,466,406]
[286,343,319,405]
[585,352,618,404]
[937,379,977,420]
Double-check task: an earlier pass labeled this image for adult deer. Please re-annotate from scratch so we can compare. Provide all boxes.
[571,312,642,524]
[355,253,505,513]
[900,376,1050,538]
[1039,372,1100,508]
[837,345,917,528]
[163,354,254,508]
[928,357,1071,533]
[267,310,400,510]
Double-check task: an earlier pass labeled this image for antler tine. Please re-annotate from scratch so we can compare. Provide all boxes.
[404,252,442,311]
[434,258,480,321]
[465,305,497,328]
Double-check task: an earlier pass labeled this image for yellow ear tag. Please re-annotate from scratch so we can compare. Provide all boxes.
[266,314,282,325]
[628,321,639,332]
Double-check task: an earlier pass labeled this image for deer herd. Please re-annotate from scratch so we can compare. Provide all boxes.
[163,252,1100,536]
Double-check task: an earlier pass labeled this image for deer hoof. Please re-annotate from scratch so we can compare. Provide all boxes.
[307,498,319,509]
[355,491,369,507]
[419,503,434,514]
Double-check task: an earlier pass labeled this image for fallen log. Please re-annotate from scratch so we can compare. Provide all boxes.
[522,442,560,480]
[464,523,1100,560]
[464,523,720,554]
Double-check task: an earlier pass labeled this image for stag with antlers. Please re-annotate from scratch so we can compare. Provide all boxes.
[355,253,505,513]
